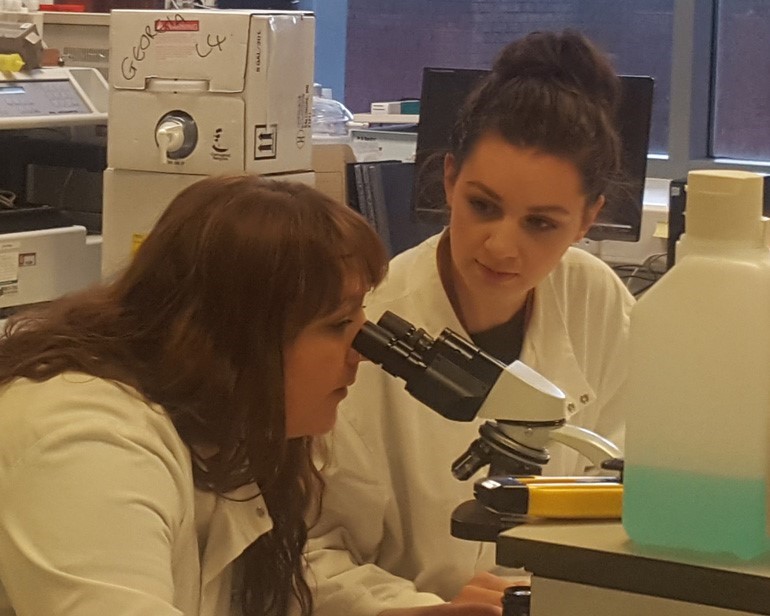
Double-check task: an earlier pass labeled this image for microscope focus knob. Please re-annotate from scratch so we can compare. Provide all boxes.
[452,438,492,480]
[452,421,550,480]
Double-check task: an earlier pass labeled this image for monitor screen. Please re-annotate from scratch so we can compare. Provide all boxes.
[411,68,654,242]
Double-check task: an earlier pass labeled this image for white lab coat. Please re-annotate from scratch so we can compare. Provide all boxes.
[0,373,271,616]
[305,233,635,616]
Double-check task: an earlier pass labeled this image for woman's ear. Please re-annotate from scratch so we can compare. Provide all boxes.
[443,153,458,210]
[574,195,605,241]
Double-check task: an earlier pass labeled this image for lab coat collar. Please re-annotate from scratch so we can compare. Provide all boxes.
[200,483,273,588]
[521,281,596,418]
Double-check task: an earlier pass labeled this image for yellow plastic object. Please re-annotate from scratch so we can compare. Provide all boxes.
[508,476,619,485]
[527,483,623,519]
[0,54,24,72]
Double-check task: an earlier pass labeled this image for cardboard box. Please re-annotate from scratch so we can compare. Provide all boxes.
[312,141,356,205]
[107,10,315,176]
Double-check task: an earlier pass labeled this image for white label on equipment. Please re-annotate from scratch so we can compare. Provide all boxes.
[0,252,19,286]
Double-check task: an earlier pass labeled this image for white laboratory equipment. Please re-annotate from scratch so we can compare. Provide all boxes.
[41,11,111,79]
[102,9,315,276]
[0,24,107,315]
[0,65,107,128]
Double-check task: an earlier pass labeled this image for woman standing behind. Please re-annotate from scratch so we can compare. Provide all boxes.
[305,30,636,615]
[0,175,388,616]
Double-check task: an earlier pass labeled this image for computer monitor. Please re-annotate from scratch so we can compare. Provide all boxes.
[411,68,654,242]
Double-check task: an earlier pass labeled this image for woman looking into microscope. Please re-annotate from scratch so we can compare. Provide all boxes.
[0,174,389,616]
[304,30,636,616]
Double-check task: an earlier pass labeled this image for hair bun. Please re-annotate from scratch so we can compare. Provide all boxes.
[491,29,619,112]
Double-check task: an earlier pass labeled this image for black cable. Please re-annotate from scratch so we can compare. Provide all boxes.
[0,190,17,210]
[611,252,667,297]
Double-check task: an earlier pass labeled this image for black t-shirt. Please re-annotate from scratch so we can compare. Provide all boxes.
[469,305,527,366]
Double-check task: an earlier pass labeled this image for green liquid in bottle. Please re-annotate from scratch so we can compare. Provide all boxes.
[623,465,770,559]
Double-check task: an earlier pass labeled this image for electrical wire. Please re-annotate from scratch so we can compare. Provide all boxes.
[0,190,17,210]
[611,252,667,298]
[58,168,76,212]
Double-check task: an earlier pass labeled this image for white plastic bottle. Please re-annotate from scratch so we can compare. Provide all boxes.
[623,169,770,558]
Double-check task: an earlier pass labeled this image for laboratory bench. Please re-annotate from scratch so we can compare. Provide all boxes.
[496,521,770,615]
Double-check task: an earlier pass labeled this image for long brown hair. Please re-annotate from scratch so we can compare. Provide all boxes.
[0,174,388,615]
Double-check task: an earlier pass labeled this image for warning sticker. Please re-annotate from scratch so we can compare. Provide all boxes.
[155,19,200,33]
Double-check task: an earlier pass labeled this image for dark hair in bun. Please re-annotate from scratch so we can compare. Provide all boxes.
[449,29,623,203]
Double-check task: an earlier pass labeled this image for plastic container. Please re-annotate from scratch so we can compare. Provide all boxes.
[622,170,770,559]
[312,84,354,138]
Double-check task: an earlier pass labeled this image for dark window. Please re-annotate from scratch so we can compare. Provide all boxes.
[712,0,770,161]
[344,0,673,153]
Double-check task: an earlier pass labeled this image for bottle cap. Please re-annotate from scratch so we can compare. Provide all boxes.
[685,170,765,246]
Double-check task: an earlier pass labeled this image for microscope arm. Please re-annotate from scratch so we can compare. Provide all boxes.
[547,423,623,469]
[470,420,624,480]
[475,362,623,469]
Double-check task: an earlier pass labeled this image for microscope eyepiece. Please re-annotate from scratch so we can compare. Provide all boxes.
[377,311,434,355]
[376,310,414,340]
[352,311,502,422]
[352,320,425,384]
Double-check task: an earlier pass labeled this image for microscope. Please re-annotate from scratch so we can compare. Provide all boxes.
[353,311,624,539]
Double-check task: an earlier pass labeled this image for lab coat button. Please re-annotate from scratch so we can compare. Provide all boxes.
[255,506,265,517]
[566,402,576,413]
[579,394,590,404]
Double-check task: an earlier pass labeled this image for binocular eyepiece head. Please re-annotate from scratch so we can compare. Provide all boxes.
[352,311,505,423]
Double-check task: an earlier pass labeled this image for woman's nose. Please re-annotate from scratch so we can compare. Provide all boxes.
[346,346,364,365]
[485,220,521,258]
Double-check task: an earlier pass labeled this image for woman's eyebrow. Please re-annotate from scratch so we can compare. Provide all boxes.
[467,181,573,216]
[466,181,502,201]
[528,204,572,216]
